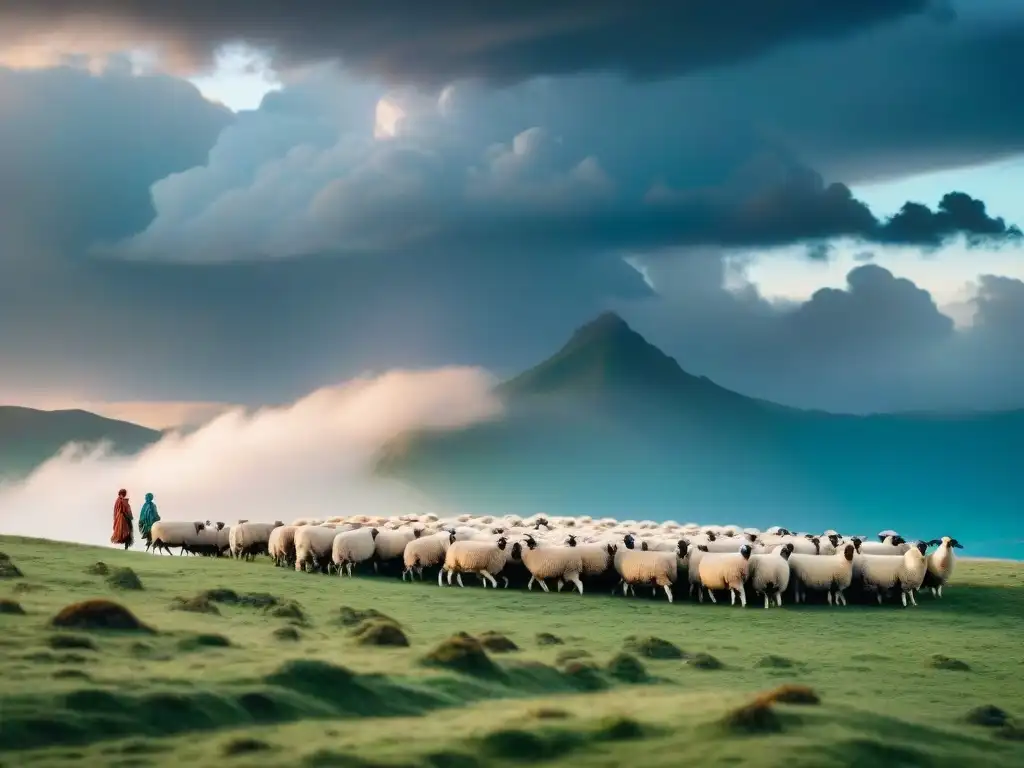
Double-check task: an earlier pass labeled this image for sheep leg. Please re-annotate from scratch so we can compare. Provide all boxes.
[836,590,847,606]
[456,573,465,587]
[776,593,783,608]
[438,568,446,587]
[346,562,354,577]
[570,576,584,595]
[401,568,408,582]
[738,587,746,608]
[698,587,704,603]
[827,591,833,606]
[480,570,498,588]
[909,590,917,606]
[447,569,455,586]
[527,576,536,591]
[663,584,673,603]
[901,590,908,607]
[501,576,509,588]
[707,589,717,604]
[556,578,564,592]
[936,585,943,598]
[763,593,770,609]
[537,578,550,593]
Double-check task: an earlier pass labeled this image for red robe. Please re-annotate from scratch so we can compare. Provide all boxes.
[111,496,134,545]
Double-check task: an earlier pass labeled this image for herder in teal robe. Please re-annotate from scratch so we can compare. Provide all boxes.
[138,493,160,542]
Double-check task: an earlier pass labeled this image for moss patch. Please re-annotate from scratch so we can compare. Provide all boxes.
[605,652,648,683]
[421,633,501,678]
[50,600,154,633]
[352,620,409,647]
[106,568,143,591]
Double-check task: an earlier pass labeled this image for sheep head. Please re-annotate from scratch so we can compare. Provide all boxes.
[496,536,508,550]
[677,540,689,557]
[370,527,379,540]
[739,544,752,560]
[827,534,840,546]
[622,534,636,549]
[606,543,617,556]
[811,537,821,554]
[697,545,709,553]
[193,522,205,534]
[448,531,457,544]
[215,521,226,531]
[510,542,523,560]
[523,535,539,550]
[413,527,423,539]
[780,543,795,560]
[640,541,649,551]
[565,534,577,547]
[706,531,717,542]
[914,540,928,556]
[842,544,855,561]
[950,538,963,549]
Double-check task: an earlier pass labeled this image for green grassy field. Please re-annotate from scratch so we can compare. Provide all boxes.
[1,535,1022,767]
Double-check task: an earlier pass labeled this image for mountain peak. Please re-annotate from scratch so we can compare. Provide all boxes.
[501,310,731,401]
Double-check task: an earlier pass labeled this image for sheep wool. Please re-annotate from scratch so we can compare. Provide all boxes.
[402,530,459,581]
[613,547,679,603]
[443,536,513,588]
[149,521,206,555]
[511,536,585,594]
[697,544,754,607]
[788,544,857,605]
[374,528,422,565]
[853,541,930,606]
[294,525,338,573]
[268,525,299,567]
[748,542,794,608]
[332,527,379,576]
[921,536,963,597]
[856,535,911,556]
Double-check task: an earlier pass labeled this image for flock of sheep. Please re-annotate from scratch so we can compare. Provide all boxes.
[144,515,963,608]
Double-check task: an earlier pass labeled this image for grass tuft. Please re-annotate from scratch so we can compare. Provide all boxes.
[338,605,399,627]
[929,654,971,671]
[50,599,154,633]
[84,562,110,576]
[177,633,232,651]
[106,567,143,590]
[272,626,301,642]
[605,652,648,683]
[0,597,26,615]
[421,632,501,678]
[754,684,820,706]
[477,631,518,653]
[966,705,1009,727]
[0,551,23,579]
[352,619,409,647]
[623,635,683,659]
[689,652,723,670]
[535,632,563,646]
[721,698,784,734]
[170,594,221,614]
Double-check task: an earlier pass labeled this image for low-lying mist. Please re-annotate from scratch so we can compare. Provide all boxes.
[0,367,502,546]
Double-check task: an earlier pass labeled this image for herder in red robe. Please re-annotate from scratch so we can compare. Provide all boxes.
[111,489,134,550]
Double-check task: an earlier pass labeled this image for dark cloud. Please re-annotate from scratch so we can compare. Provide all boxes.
[0,1,934,85]
[879,192,1022,247]
[0,65,231,254]
[622,257,1024,413]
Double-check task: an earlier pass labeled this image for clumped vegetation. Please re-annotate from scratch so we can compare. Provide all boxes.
[754,684,821,706]
[966,705,1010,727]
[178,633,232,651]
[0,550,23,578]
[623,635,683,660]
[352,619,409,647]
[757,654,798,669]
[0,597,26,615]
[605,652,648,683]
[105,567,144,590]
[170,594,221,614]
[929,654,971,671]
[477,631,518,652]
[421,632,501,678]
[338,605,398,627]
[47,634,97,651]
[689,652,723,670]
[49,599,154,632]
[535,632,564,646]
[272,626,301,642]
[84,562,110,576]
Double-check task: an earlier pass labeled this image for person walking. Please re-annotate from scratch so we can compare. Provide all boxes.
[110,489,134,550]
[138,492,160,547]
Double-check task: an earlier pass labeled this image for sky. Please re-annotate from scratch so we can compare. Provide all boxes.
[1,0,1023,422]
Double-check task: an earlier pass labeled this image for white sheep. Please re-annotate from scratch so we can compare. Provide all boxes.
[268,525,298,567]
[920,536,963,597]
[856,535,910,556]
[148,521,206,555]
[511,535,584,594]
[294,525,338,573]
[561,534,617,591]
[853,541,929,606]
[442,536,513,588]
[698,544,754,607]
[374,527,422,570]
[331,527,379,576]
[748,543,794,608]
[788,543,857,605]
[402,529,461,581]
[229,521,283,560]
[613,546,679,603]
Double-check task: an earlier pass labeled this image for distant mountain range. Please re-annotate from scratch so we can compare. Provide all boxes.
[377,312,1023,558]
[0,406,161,481]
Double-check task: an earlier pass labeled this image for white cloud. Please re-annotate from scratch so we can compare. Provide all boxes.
[0,367,502,546]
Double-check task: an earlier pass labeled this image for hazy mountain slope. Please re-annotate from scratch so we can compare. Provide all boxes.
[0,406,161,480]
[378,313,1024,558]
